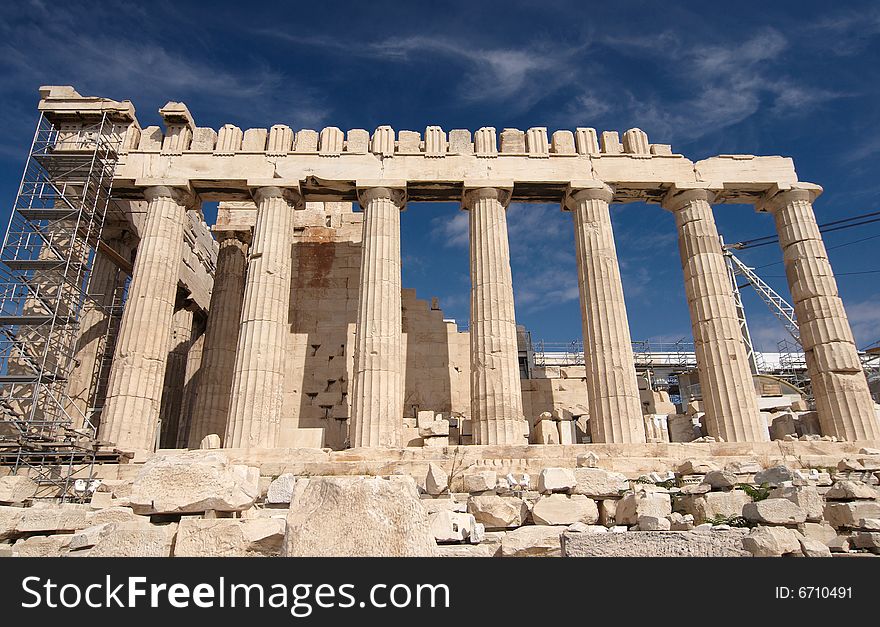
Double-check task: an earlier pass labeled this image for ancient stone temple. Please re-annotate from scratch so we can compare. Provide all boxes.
[23,86,880,454]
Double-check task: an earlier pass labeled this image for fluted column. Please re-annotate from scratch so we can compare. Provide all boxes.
[662,187,767,442]
[65,234,132,429]
[762,186,879,440]
[158,300,194,448]
[100,185,192,451]
[565,183,646,443]
[464,186,526,445]
[188,231,249,447]
[350,186,406,448]
[225,186,297,448]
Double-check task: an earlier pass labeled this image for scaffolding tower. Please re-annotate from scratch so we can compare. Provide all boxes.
[0,112,126,501]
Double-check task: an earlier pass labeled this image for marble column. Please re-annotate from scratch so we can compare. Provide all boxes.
[565,183,646,443]
[225,187,297,448]
[176,315,205,447]
[65,233,132,429]
[100,185,192,452]
[464,186,526,445]
[188,231,249,447]
[158,299,194,448]
[662,187,767,442]
[350,186,406,448]
[762,186,879,440]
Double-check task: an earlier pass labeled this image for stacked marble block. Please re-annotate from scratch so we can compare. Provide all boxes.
[136,118,673,160]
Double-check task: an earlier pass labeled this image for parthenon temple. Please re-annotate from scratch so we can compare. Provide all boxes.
[4,85,879,461]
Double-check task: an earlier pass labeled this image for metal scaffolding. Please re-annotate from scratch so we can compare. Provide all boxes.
[0,112,125,501]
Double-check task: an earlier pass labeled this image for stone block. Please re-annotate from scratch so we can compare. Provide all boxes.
[0,475,38,504]
[702,470,737,490]
[241,128,267,151]
[531,494,599,526]
[573,467,629,497]
[824,501,880,528]
[189,127,217,151]
[397,130,421,154]
[12,534,72,557]
[425,463,448,496]
[678,460,720,475]
[769,486,823,522]
[534,419,560,444]
[616,490,672,525]
[562,529,750,557]
[173,518,285,557]
[419,419,450,437]
[500,128,525,152]
[538,468,576,493]
[129,451,259,514]
[429,510,475,543]
[318,126,344,155]
[742,526,802,556]
[423,435,449,447]
[754,465,793,486]
[673,490,751,524]
[525,127,549,156]
[345,128,369,154]
[743,498,807,525]
[88,522,178,557]
[600,130,622,153]
[798,536,832,557]
[825,481,878,500]
[575,127,600,155]
[0,505,24,540]
[550,130,576,154]
[294,129,318,152]
[16,504,89,533]
[467,495,528,529]
[638,515,672,531]
[448,129,473,154]
[500,525,563,557]
[283,476,436,556]
[462,471,496,493]
[576,452,600,468]
[267,473,297,504]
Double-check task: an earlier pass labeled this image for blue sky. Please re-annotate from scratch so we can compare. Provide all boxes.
[1,0,879,351]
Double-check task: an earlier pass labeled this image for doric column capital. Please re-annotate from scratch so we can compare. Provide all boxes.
[755,182,823,214]
[356,184,407,209]
[213,227,252,246]
[143,184,199,209]
[250,185,302,207]
[563,181,614,211]
[660,184,719,213]
[461,182,513,210]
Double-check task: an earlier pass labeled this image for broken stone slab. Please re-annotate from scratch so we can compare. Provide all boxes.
[638,515,672,531]
[858,518,880,530]
[129,451,259,515]
[754,465,794,486]
[425,463,448,496]
[798,536,833,557]
[850,531,880,551]
[741,526,802,557]
[429,510,476,543]
[673,490,751,524]
[531,494,599,526]
[0,475,38,504]
[701,470,737,490]
[769,486,823,522]
[800,521,837,544]
[827,535,851,552]
[266,473,297,504]
[462,471,496,493]
[419,419,450,438]
[668,512,695,531]
[423,435,450,448]
[680,482,711,495]
[742,498,807,525]
[87,522,178,557]
[283,475,437,556]
[724,460,763,475]
[12,534,72,557]
[823,501,880,528]
[562,529,750,557]
[616,490,672,525]
[576,452,600,468]
[500,525,563,557]
[438,542,500,558]
[470,522,486,544]
[70,523,117,551]
[677,460,720,475]
[15,504,90,533]
[537,468,576,494]
[421,496,466,514]
[572,467,629,497]
[0,505,24,540]
[566,521,607,533]
[825,481,878,500]
[85,506,149,526]
[467,495,529,529]
[174,518,286,557]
